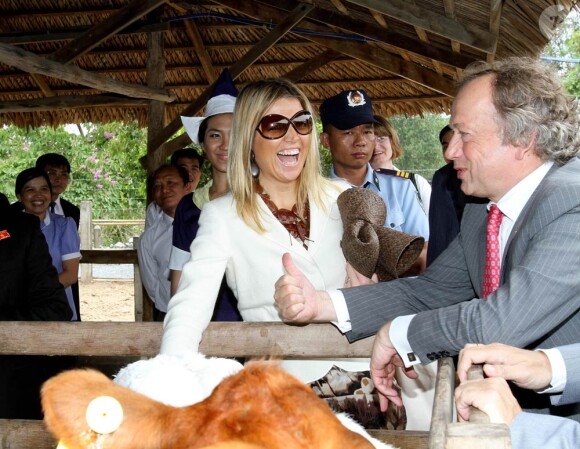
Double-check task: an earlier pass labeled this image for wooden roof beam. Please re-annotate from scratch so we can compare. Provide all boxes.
[147,2,315,162]
[283,49,342,82]
[308,35,455,96]
[345,0,497,53]
[184,20,217,84]
[255,0,476,69]
[0,42,175,102]
[330,0,350,15]
[443,0,461,53]
[48,0,168,64]
[487,0,503,62]
[0,95,149,112]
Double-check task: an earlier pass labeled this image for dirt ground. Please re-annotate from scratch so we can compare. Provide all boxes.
[79,279,135,321]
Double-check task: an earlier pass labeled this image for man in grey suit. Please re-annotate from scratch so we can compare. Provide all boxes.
[274,56,580,417]
[455,343,579,449]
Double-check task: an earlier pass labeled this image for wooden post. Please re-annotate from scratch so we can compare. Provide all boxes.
[429,357,455,449]
[133,236,143,322]
[93,224,102,248]
[79,201,93,282]
[445,365,511,449]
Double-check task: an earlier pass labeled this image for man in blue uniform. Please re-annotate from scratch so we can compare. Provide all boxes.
[319,89,429,272]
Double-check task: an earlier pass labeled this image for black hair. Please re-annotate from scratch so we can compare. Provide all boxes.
[35,153,71,173]
[170,148,205,166]
[15,167,53,196]
[152,164,190,186]
[197,116,210,145]
[439,125,453,144]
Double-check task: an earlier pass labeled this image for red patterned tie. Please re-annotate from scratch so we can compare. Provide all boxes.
[482,204,503,299]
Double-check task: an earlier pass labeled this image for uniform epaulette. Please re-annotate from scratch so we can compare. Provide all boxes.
[375,168,412,180]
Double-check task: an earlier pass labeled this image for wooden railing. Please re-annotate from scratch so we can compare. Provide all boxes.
[0,322,510,449]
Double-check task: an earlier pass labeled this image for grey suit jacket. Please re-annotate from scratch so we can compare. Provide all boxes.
[343,157,580,363]
[510,411,580,449]
[553,343,580,406]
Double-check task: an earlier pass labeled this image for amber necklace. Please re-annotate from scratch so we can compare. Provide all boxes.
[256,183,310,249]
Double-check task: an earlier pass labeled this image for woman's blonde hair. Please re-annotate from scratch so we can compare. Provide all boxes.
[373,115,403,160]
[228,78,332,233]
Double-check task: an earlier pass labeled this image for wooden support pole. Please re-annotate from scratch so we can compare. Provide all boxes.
[79,201,93,282]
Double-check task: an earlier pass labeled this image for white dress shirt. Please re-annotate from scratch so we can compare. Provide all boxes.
[138,211,174,312]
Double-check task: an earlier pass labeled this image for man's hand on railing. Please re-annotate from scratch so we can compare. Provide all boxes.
[455,376,522,425]
[457,342,552,390]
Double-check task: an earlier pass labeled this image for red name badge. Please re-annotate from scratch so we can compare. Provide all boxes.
[0,230,11,240]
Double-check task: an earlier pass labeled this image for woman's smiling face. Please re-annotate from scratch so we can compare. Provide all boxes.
[18,176,51,219]
[252,97,311,192]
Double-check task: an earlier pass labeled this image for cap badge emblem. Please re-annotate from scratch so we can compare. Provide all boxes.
[347,91,366,107]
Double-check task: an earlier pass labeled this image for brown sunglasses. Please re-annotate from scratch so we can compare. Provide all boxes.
[255,110,313,140]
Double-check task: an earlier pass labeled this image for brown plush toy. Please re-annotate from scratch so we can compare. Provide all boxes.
[337,188,425,282]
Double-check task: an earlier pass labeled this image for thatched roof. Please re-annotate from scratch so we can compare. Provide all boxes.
[0,0,575,158]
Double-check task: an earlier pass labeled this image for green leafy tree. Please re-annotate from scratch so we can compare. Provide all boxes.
[542,9,580,96]
[0,123,148,219]
[387,114,449,179]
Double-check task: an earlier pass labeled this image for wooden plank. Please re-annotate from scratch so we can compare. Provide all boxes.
[0,420,428,449]
[445,423,511,449]
[0,420,58,449]
[81,249,138,264]
[0,42,175,102]
[49,0,167,64]
[429,357,455,449]
[0,322,374,358]
[146,2,314,161]
[369,430,429,449]
[345,0,496,53]
[0,94,148,112]
[184,19,217,84]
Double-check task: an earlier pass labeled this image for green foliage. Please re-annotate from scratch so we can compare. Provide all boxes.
[0,122,148,219]
[386,114,449,180]
[542,10,580,97]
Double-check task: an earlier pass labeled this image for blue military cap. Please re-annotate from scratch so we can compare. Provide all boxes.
[320,89,374,130]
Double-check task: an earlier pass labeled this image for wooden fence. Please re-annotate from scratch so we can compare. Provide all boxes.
[0,322,510,449]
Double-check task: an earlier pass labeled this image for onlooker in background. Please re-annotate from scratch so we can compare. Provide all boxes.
[370,115,431,216]
[144,148,204,230]
[15,168,81,321]
[35,153,80,227]
[169,69,241,322]
[0,191,71,419]
[455,343,579,449]
[320,89,429,274]
[138,165,192,321]
[35,153,82,320]
[426,126,485,266]
[170,148,204,190]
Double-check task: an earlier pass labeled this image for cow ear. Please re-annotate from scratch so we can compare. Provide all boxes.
[41,369,168,449]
